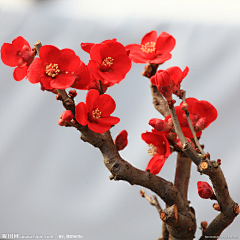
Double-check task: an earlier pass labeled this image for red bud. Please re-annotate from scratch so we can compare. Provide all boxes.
[61,110,73,122]
[149,118,171,131]
[197,181,213,199]
[195,117,208,130]
[114,130,128,151]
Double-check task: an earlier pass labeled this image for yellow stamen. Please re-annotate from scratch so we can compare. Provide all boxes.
[141,42,156,53]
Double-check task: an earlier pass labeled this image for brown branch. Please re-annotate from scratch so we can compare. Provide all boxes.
[150,84,169,118]
[168,105,202,166]
[174,153,192,202]
[181,91,205,155]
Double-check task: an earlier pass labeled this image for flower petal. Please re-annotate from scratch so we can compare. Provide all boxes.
[13,66,27,81]
[59,48,80,72]
[1,43,18,67]
[12,36,30,50]
[88,121,111,133]
[50,73,75,89]
[90,43,110,64]
[145,155,166,175]
[97,116,120,125]
[86,89,100,112]
[75,102,88,126]
[141,31,158,45]
[27,57,45,84]
[94,94,116,116]
[39,45,64,65]
[156,32,176,53]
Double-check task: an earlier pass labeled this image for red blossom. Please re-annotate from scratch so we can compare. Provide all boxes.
[180,98,218,131]
[75,89,120,133]
[165,106,203,139]
[27,45,80,90]
[141,130,171,175]
[87,39,131,84]
[114,130,128,151]
[125,31,176,64]
[150,66,189,102]
[1,36,35,81]
[197,181,213,199]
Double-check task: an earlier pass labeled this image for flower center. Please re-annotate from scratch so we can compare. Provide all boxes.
[92,108,101,119]
[46,63,60,78]
[147,144,158,156]
[141,42,156,53]
[100,57,114,72]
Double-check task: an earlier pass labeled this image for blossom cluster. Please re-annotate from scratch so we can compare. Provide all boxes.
[1,31,218,179]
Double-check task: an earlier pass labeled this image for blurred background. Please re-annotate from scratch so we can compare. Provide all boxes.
[0,0,240,239]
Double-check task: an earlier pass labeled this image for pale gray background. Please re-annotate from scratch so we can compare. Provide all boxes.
[0,0,240,239]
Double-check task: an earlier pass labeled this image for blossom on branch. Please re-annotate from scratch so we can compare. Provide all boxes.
[125,30,176,64]
[1,36,35,81]
[27,45,80,90]
[141,130,171,175]
[180,98,218,131]
[114,130,128,151]
[87,39,132,84]
[150,66,189,102]
[75,89,120,133]
[197,181,213,199]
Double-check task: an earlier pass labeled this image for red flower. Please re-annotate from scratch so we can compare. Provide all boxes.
[141,130,171,175]
[125,31,176,64]
[27,45,80,90]
[197,181,213,199]
[75,89,120,133]
[1,36,35,81]
[150,69,173,102]
[150,66,189,101]
[180,98,218,131]
[71,61,92,90]
[87,39,132,84]
[165,66,189,97]
[114,130,128,151]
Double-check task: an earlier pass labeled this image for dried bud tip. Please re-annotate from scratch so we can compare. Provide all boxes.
[140,189,145,197]
[217,159,221,165]
[167,99,176,107]
[56,94,62,100]
[201,221,208,230]
[213,203,221,211]
[181,103,189,111]
[167,132,176,140]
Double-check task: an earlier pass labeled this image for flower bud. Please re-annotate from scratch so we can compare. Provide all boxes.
[197,181,213,199]
[213,203,221,211]
[195,117,208,131]
[201,221,208,230]
[181,103,188,111]
[61,110,73,122]
[58,118,67,126]
[167,132,176,140]
[168,118,173,127]
[177,138,194,149]
[69,90,77,98]
[149,118,171,131]
[114,130,128,151]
